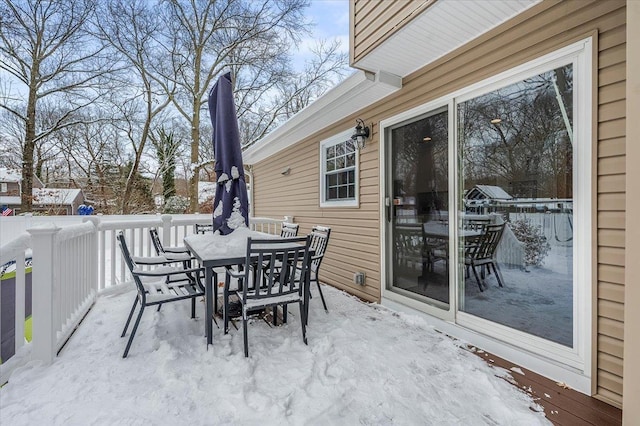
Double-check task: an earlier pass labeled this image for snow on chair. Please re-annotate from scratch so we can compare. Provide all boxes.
[117,232,205,358]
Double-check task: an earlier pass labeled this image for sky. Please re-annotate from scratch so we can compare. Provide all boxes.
[293,0,350,70]
[0,283,551,425]
[1,1,351,102]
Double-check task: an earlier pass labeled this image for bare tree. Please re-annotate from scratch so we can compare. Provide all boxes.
[238,38,348,149]
[1,0,349,215]
[93,0,176,213]
[458,65,573,199]
[156,0,309,212]
[150,126,183,201]
[53,108,126,212]
[0,0,112,212]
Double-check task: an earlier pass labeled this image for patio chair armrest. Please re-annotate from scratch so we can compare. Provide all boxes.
[162,252,194,262]
[163,246,190,254]
[132,255,172,265]
[225,266,245,278]
[133,267,203,277]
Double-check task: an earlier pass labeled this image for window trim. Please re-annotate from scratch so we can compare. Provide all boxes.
[319,129,360,208]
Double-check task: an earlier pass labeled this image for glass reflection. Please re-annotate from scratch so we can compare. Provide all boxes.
[390,107,449,305]
[457,65,574,347]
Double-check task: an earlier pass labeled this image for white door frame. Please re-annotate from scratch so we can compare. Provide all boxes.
[379,37,593,393]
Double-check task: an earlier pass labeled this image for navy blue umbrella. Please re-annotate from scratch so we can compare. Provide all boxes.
[208,72,249,234]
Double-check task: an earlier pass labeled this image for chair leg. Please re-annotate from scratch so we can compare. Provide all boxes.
[471,265,484,292]
[315,280,328,312]
[212,271,218,314]
[243,310,249,357]
[224,274,231,334]
[122,298,138,337]
[123,304,145,358]
[299,301,307,345]
[282,304,288,323]
[273,306,278,326]
[491,262,505,288]
[157,304,162,312]
[191,297,196,318]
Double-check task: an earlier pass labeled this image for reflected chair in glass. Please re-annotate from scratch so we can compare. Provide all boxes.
[280,222,300,238]
[394,224,423,270]
[117,232,205,358]
[464,223,506,291]
[224,236,312,357]
[419,222,449,277]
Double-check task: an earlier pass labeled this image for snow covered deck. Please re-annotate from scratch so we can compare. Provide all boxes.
[0,285,550,425]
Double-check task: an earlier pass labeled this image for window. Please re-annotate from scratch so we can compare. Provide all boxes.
[0,183,7,193]
[456,63,575,347]
[320,129,359,207]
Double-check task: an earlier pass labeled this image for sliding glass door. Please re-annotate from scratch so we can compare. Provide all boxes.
[384,40,590,362]
[387,107,450,309]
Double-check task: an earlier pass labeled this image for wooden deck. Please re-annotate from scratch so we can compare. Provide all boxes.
[470,347,622,425]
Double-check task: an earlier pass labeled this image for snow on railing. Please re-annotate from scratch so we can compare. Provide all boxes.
[0,214,289,380]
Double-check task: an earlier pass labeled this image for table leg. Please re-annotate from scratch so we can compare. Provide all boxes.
[205,266,213,346]
[304,269,310,326]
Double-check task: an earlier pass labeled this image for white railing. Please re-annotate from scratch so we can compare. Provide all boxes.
[93,215,287,291]
[0,214,289,382]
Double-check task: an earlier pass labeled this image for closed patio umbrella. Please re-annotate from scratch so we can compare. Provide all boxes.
[208,72,249,235]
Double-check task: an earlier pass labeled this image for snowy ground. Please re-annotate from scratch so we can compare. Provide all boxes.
[0,285,549,425]
[463,245,573,346]
[395,244,573,347]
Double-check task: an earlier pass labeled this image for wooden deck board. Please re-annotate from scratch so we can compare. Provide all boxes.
[469,347,622,425]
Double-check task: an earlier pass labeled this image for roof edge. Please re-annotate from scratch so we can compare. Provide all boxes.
[242,70,401,165]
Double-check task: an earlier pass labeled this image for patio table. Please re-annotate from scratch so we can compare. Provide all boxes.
[184,228,311,347]
[422,222,482,240]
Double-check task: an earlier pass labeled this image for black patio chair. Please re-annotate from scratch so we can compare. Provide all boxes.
[306,225,331,312]
[464,223,506,292]
[195,223,214,234]
[117,232,205,358]
[149,227,192,267]
[224,236,312,357]
[280,222,299,238]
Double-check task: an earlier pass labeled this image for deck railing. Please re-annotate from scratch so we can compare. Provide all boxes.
[0,214,288,383]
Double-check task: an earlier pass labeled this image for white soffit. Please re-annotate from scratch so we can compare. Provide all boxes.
[242,70,401,164]
[355,0,541,77]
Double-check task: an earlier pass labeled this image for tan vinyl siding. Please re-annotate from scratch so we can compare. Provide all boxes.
[595,2,626,407]
[252,0,626,405]
[351,0,434,64]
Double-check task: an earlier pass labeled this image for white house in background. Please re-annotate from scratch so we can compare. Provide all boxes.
[464,185,512,213]
[0,168,85,215]
[465,185,512,202]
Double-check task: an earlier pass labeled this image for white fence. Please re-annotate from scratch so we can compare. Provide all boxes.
[507,212,573,247]
[495,212,573,269]
[0,214,287,383]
